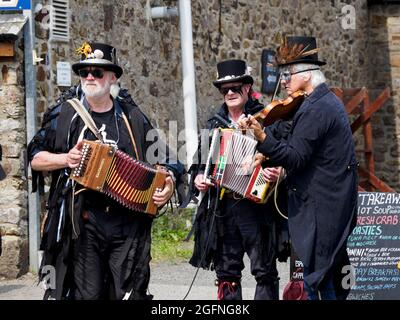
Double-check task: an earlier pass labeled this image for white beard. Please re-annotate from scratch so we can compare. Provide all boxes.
[110,83,120,98]
[82,81,112,99]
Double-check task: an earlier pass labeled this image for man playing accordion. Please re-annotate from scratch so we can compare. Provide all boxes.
[28,42,184,300]
[188,59,290,300]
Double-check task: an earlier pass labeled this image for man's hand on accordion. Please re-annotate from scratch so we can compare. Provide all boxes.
[152,176,175,207]
[262,167,282,183]
[66,141,84,169]
[31,141,84,172]
[194,173,214,193]
[253,153,281,183]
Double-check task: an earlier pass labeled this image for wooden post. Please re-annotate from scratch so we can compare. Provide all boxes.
[362,92,375,179]
[331,87,392,192]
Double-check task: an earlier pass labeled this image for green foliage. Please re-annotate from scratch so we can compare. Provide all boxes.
[151,207,195,264]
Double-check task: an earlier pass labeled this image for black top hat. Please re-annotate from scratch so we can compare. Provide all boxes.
[72,42,123,78]
[213,59,254,88]
[0,145,5,181]
[275,36,326,67]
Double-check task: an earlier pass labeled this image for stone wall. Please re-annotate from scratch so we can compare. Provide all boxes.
[35,0,186,153]
[0,35,29,279]
[191,0,370,123]
[368,4,400,190]
[35,0,372,162]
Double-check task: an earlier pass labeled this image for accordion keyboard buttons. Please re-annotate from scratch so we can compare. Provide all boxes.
[72,142,91,177]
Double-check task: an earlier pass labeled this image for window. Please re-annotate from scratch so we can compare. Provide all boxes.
[50,0,69,42]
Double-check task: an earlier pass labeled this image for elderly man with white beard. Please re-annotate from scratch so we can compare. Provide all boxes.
[27,42,184,300]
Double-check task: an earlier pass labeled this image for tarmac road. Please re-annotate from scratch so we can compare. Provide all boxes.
[0,257,290,300]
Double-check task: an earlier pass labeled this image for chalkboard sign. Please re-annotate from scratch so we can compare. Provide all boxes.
[289,192,400,300]
[347,192,400,300]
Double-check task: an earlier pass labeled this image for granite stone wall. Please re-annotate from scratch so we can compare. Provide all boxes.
[0,35,29,279]
[35,0,372,160]
[367,4,400,189]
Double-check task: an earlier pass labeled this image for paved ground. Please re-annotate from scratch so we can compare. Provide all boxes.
[0,257,290,300]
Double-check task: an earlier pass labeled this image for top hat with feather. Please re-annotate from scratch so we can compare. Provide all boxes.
[72,42,123,78]
[275,36,326,67]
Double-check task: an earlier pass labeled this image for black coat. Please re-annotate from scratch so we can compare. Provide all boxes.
[258,83,358,293]
[27,86,185,299]
[188,98,290,269]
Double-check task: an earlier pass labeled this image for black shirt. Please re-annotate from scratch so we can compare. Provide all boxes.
[86,106,132,156]
[83,104,140,233]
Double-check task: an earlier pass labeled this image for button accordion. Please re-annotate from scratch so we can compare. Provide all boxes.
[70,140,167,215]
[204,129,273,203]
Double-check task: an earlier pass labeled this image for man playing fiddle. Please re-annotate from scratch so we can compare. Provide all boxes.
[239,36,358,300]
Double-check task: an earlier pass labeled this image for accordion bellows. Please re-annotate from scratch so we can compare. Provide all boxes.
[70,140,167,215]
[205,129,273,203]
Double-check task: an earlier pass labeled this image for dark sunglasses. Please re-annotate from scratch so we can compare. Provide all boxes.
[78,68,104,79]
[219,84,243,95]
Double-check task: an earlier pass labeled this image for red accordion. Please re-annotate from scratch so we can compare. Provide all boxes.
[70,140,167,215]
[204,129,273,203]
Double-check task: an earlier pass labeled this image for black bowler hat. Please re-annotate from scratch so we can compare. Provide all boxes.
[72,42,123,78]
[213,59,254,88]
[275,36,326,67]
[0,145,5,181]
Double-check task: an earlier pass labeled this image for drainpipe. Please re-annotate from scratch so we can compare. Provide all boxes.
[23,4,40,273]
[148,1,198,168]
[178,0,198,169]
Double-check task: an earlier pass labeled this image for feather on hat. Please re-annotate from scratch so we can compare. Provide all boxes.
[274,35,326,67]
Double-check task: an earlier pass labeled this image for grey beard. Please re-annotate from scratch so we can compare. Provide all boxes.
[82,83,111,99]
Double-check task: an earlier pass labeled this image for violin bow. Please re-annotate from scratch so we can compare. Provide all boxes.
[271,71,282,102]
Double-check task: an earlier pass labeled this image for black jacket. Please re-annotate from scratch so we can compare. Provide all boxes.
[188,98,290,269]
[27,86,185,299]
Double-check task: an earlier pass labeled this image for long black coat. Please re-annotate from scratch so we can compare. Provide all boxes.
[258,83,358,293]
[27,86,185,299]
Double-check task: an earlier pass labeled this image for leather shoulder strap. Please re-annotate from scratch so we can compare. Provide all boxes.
[120,112,140,160]
[66,98,103,143]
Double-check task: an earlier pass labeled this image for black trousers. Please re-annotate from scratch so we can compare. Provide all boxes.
[214,198,279,300]
[72,206,151,300]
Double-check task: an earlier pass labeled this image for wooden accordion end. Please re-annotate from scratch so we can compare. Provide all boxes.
[70,140,167,215]
[204,129,273,203]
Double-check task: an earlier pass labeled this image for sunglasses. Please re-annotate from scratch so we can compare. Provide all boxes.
[78,68,104,79]
[219,85,243,95]
[280,68,320,82]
